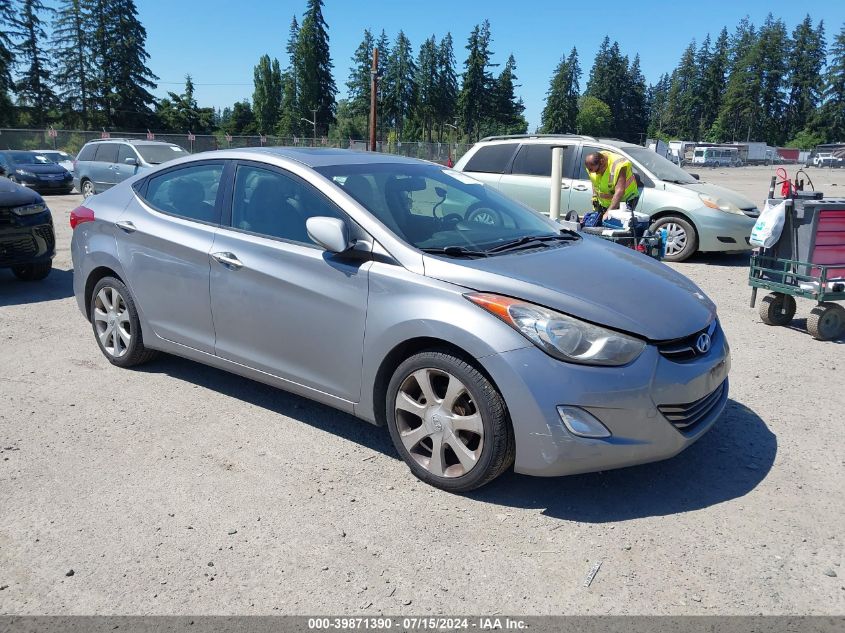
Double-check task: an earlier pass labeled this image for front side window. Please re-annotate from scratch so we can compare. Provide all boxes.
[94,144,119,164]
[144,163,223,224]
[117,145,137,164]
[231,164,344,244]
[511,144,575,178]
[136,144,190,165]
[316,162,564,254]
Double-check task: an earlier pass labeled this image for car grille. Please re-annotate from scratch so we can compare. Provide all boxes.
[0,235,38,264]
[658,380,727,432]
[657,320,718,362]
[34,224,55,250]
[0,207,12,226]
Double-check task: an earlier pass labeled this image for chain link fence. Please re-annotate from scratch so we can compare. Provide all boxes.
[0,128,471,164]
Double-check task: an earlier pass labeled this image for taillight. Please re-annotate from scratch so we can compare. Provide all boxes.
[70,206,95,229]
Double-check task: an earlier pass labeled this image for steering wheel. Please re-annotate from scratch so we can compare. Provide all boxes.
[466,202,503,227]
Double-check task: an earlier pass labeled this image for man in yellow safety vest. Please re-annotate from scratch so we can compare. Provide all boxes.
[584,151,640,221]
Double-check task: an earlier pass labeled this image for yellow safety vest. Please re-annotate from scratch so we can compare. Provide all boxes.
[588,150,639,209]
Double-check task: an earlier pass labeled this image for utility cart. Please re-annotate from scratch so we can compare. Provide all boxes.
[749,186,845,341]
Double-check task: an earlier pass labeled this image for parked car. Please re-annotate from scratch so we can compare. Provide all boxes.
[0,170,55,280]
[36,150,76,174]
[813,153,843,168]
[73,139,190,198]
[71,148,730,492]
[0,150,74,195]
[692,146,742,167]
[454,135,759,262]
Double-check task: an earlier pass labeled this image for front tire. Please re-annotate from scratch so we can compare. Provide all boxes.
[650,215,698,262]
[11,261,51,281]
[81,179,95,198]
[386,351,514,492]
[90,276,158,367]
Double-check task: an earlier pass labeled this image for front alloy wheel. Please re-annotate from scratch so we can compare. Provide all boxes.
[386,351,514,492]
[81,179,95,198]
[651,216,698,262]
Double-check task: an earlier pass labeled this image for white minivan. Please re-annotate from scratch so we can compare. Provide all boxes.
[455,135,759,262]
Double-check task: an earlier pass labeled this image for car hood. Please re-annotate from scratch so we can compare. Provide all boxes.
[14,163,68,175]
[422,236,716,341]
[682,181,758,210]
[0,176,44,205]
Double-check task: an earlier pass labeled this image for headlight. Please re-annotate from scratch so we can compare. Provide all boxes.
[466,292,646,366]
[15,169,35,177]
[11,202,48,216]
[699,193,743,214]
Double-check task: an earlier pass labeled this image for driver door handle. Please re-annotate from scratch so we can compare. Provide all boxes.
[211,252,244,270]
[115,220,136,233]
[573,185,589,191]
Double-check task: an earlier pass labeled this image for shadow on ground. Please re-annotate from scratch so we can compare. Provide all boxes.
[684,251,752,267]
[139,355,775,522]
[470,399,776,522]
[0,267,74,307]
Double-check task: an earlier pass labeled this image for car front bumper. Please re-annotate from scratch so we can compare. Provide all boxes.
[479,321,730,477]
[692,206,756,253]
[14,174,74,192]
[0,213,56,268]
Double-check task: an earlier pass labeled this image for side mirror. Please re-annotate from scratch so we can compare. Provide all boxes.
[124,157,138,166]
[306,216,351,253]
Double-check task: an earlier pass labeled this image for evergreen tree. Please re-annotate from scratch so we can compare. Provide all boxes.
[664,40,700,139]
[296,0,336,136]
[347,29,374,119]
[156,75,212,132]
[713,17,760,141]
[756,14,789,144]
[576,95,612,136]
[413,35,438,141]
[253,54,282,134]
[374,29,390,139]
[382,30,416,138]
[221,100,257,136]
[277,16,300,137]
[815,23,845,142]
[51,0,92,127]
[699,28,729,139]
[9,0,55,127]
[623,54,647,143]
[487,53,527,135]
[434,33,457,142]
[0,0,16,124]
[786,16,826,141]
[646,73,671,138]
[457,21,495,140]
[585,37,634,140]
[541,47,580,134]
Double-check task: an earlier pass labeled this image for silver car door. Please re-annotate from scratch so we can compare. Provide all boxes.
[92,143,119,190]
[497,143,576,216]
[115,160,229,353]
[209,161,370,402]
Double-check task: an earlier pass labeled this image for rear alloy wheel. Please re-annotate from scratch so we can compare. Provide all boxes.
[759,292,796,326]
[650,215,698,262]
[386,351,514,492]
[11,261,51,281]
[90,276,158,367]
[81,179,95,198]
[807,303,845,341]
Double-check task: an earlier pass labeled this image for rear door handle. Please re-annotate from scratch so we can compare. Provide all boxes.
[560,183,570,190]
[573,185,589,191]
[211,252,243,269]
[115,220,136,232]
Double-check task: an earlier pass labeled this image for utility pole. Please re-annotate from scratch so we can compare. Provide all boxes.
[301,108,318,146]
[369,48,379,152]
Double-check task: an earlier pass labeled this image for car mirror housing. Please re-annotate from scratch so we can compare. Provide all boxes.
[125,157,138,166]
[306,216,352,253]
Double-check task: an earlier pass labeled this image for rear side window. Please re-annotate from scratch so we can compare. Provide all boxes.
[463,143,518,174]
[143,163,224,224]
[77,144,97,161]
[511,144,575,178]
[94,143,118,164]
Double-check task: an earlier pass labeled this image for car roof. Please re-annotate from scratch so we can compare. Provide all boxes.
[202,147,425,168]
[472,135,641,151]
[84,139,183,147]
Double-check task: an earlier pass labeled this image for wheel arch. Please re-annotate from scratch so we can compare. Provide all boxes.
[649,209,701,240]
[84,266,125,321]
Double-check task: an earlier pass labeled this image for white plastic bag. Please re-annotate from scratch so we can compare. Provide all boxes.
[749,199,787,248]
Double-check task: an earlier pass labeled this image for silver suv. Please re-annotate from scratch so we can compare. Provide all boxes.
[74,139,190,198]
[455,135,759,261]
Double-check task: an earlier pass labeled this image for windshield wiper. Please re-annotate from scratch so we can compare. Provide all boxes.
[485,233,578,254]
[420,246,490,258]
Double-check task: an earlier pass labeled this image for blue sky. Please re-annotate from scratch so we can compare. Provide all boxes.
[138,0,845,131]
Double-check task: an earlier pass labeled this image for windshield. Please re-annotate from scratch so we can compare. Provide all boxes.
[8,151,52,165]
[625,147,698,184]
[39,151,71,162]
[136,144,190,164]
[314,162,564,253]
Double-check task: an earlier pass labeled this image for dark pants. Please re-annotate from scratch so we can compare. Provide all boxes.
[593,194,640,220]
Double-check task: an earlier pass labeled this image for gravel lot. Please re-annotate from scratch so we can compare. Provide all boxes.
[0,165,843,615]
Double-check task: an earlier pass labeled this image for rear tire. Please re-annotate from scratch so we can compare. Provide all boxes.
[759,293,796,326]
[807,303,845,341]
[650,215,698,262]
[81,179,95,198]
[90,276,158,367]
[386,351,514,492]
[11,261,51,281]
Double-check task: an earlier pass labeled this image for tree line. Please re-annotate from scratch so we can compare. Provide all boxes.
[1,0,844,148]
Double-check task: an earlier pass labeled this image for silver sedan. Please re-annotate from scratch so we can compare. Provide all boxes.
[70,148,730,492]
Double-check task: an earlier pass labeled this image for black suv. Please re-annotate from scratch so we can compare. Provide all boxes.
[0,171,55,281]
